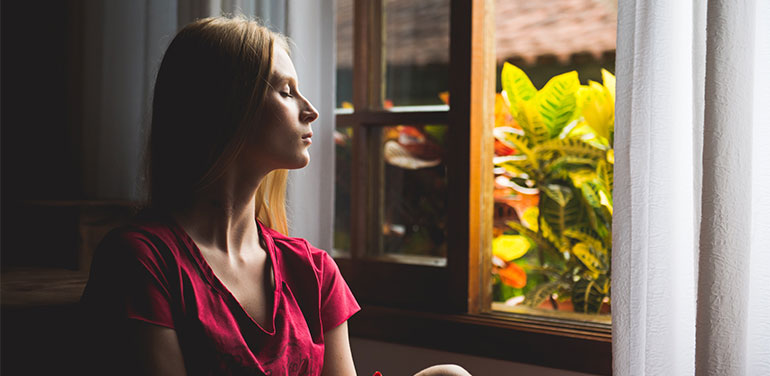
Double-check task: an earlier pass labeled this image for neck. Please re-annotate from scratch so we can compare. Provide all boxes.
[174,168,267,253]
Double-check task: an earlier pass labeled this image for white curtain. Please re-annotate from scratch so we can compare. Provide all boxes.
[284,1,337,250]
[612,0,770,374]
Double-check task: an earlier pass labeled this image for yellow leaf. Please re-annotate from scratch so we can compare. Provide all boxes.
[522,207,539,232]
[572,242,607,273]
[495,93,518,129]
[568,169,597,189]
[581,81,613,142]
[602,69,616,102]
[493,235,530,262]
[599,190,613,215]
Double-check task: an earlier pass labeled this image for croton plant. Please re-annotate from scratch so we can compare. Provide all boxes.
[492,63,615,314]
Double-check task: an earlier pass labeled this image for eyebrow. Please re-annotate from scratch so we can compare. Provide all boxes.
[270,72,296,86]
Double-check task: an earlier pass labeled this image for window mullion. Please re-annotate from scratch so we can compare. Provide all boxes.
[350,0,385,261]
[467,0,496,315]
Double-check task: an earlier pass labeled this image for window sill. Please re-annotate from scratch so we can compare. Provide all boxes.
[348,305,612,375]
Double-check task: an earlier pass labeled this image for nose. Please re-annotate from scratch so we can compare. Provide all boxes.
[301,99,319,124]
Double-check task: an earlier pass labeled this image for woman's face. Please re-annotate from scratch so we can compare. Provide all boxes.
[247,46,319,172]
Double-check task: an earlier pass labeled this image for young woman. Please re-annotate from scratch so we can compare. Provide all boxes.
[81,16,470,376]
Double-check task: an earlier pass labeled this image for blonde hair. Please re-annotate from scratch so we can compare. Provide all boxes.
[147,16,290,234]
[256,169,289,235]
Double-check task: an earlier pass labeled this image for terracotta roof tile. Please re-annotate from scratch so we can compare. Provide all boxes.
[337,0,617,68]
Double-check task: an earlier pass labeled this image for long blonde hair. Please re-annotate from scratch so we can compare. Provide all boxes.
[255,169,289,234]
[147,16,290,234]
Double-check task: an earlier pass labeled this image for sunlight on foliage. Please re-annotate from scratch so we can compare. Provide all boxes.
[492,64,615,315]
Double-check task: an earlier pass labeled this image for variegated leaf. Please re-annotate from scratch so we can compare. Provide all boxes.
[524,280,561,308]
[571,242,608,273]
[536,71,580,137]
[534,138,606,161]
[572,277,609,314]
[515,101,551,145]
[501,63,537,118]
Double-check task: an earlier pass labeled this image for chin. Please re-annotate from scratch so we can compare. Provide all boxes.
[289,155,310,169]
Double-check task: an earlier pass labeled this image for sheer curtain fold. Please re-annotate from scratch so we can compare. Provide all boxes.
[613,0,770,375]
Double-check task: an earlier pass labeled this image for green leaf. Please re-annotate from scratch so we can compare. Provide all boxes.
[492,274,521,302]
[501,63,537,118]
[506,221,561,262]
[524,280,561,308]
[597,158,614,196]
[571,242,609,273]
[581,180,603,208]
[423,125,447,145]
[534,138,606,161]
[563,228,606,255]
[572,277,609,314]
[544,156,597,176]
[541,183,573,206]
[583,201,607,240]
[494,158,533,178]
[494,128,536,159]
[530,266,566,280]
[538,217,566,254]
[568,169,598,189]
[493,130,541,179]
[515,101,551,145]
[539,184,582,239]
[536,71,580,137]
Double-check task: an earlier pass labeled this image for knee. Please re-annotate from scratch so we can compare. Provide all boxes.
[413,364,472,376]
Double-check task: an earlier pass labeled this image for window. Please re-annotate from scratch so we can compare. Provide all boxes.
[489,0,616,323]
[334,0,614,373]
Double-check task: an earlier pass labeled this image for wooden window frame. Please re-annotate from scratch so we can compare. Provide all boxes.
[336,0,612,374]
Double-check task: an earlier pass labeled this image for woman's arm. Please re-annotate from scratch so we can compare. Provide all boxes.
[322,321,357,376]
[128,320,188,376]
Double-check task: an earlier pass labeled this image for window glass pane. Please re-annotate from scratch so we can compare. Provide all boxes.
[383,0,450,109]
[490,0,616,322]
[368,125,448,266]
[333,126,353,256]
[336,0,353,109]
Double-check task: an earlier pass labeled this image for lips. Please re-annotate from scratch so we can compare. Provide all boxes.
[302,131,313,144]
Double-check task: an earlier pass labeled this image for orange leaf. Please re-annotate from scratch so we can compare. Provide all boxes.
[494,139,516,156]
[499,262,527,288]
[439,91,450,105]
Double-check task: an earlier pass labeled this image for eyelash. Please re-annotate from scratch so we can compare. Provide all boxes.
[281,91,294,98]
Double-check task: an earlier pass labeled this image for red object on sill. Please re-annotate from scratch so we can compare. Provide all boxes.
[373,372,383,376]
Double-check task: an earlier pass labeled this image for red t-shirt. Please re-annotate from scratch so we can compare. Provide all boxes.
[81,215,360,375]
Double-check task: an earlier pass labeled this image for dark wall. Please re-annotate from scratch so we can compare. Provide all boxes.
[1,0,84,203]
[1,1,86,267]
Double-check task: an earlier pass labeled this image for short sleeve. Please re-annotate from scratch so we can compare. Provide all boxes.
[317,251,360,332]
[81,229,176,329]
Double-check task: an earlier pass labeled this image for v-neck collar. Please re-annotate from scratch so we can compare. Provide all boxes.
[168,216,281,335]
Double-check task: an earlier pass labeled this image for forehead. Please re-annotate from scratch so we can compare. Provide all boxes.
[270,47,297,84]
